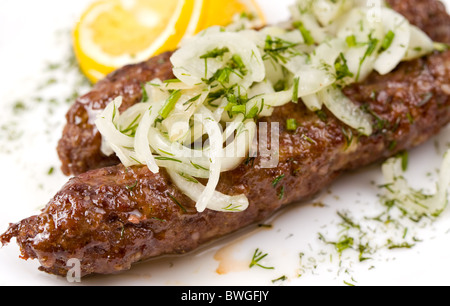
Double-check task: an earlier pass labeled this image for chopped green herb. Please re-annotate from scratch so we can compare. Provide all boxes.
[151,217,167,222]
[158,148,175,156]
[182,94,202,106]
[273,79,288,92]
[337,211,360,230]
[154,156,183,163]
[302,134,317,145]
[244,156,256,167]
[341,127,354,150]
[316,110,328,122]
[163,78,182,84]
[159,90,182,119]
[126,180,138,191]
[433,42,450,52]
[230,54,248,76]
[190,161,209,171]
[222,203,244,212]
[178,172,199,184]
[249,249,274,269]
[47,167,55,175]
[278,186,285,200]
[263,35,301,65]
[387,240,415,249]
[292,77,300,102]
[272,174,285,187]
[286,118,298,131]
[231,104,246,115]
[129,156,144,165]
[167,192,187,213]
[319,233,354,255]
[335,53,354,82]
[293,21,315,45]
[344,280,356,286]
[388,140,397,151]
[245,105,260,119]
[356,34,379,81]
[12,101,26,115]
[397,150,409,171]
[272,275,288,284]
[346,35,357,48]
[140,83,149,102]
[120,113,142,137]
[199,47,230,60]
[361,103,387,131]
[379,30,396,53]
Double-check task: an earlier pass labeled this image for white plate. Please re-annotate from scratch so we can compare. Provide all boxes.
[0,0,449,286]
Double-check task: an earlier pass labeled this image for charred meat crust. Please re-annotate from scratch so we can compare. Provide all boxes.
[2,0,450,277]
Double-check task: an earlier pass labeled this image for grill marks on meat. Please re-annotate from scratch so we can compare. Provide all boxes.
[1,0,450,277]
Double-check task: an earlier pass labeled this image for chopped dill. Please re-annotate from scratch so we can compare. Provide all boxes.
[272,174,285,188]
[263,35,301,65]
[249,248,274,270]
[167,192,187,213]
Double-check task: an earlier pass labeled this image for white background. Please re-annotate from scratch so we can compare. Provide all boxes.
[0,0,449,286]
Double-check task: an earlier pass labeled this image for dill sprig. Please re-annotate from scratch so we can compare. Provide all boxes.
[263,35,301,65]
[249,248,275,269]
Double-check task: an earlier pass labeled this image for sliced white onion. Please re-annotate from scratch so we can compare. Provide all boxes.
[100,138,114,157]
[318,86,373,136]
[171,30,265,89]
[192,106,223,212]
[403,25,435,61]
[115,102,151,135]
[289,4,328,44]
[167,169,249,213]
[222,113,245,143]
[134,103,163,174]
[145,79,170,102]
[373,8,410,75]
[258,89,294,108]
[261,26,306,47]
[381,149,450,217]
[221,120,257,172]
[284,39,345,98]
[95,97,135,150]
[337,8,384,82]
[294,66,335,97]
[155,158,210,179]
[313,38,347,67]
[312,0,351,26]
[147,126,209,165]
[107,142,140,168]
[246,80,279,116]
[162,86,210,142]
[301,93,322,111]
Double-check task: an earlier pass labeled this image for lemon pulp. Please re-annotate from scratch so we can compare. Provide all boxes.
[74,0,265,83]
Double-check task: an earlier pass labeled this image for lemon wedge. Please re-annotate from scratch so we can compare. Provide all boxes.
[73,0,265,83]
